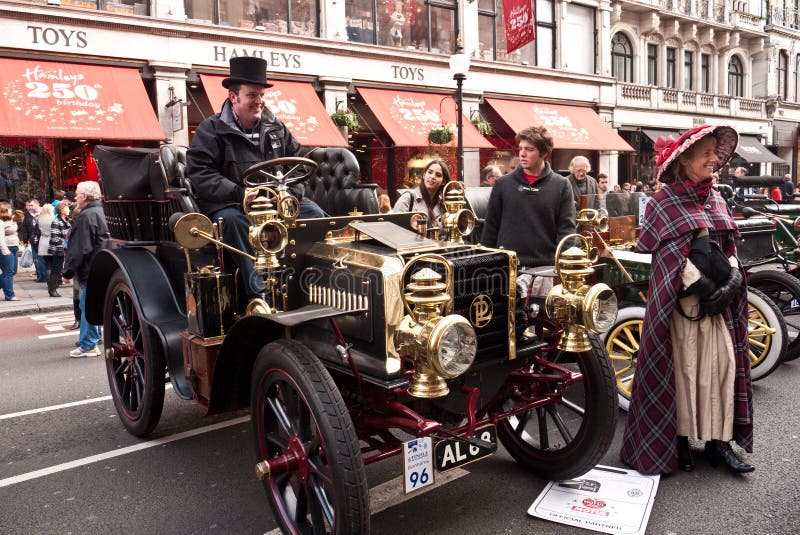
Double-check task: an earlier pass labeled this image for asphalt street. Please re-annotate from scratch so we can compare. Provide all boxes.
[1,310,799,534]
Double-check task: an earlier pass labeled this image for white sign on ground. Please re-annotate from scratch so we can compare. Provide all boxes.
[528,465,660,535]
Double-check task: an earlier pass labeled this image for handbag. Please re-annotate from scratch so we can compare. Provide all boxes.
[19,244,33,268]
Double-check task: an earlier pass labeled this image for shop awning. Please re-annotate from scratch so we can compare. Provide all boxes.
[357,87,494,148]
[641,128,681,143]
[736,135,786,164]
[200,75,347,147]
[0,58,164,140]
[485,99,633,151]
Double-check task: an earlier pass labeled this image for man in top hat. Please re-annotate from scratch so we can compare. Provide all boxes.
[186,56,325,298]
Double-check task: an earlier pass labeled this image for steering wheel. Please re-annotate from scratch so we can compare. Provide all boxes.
[241,157,318,188]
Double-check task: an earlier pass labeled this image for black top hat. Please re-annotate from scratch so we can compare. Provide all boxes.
[221,57,273,89]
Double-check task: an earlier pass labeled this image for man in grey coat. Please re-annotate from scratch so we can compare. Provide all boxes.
[566,155,598,209]
[481,126,576,267]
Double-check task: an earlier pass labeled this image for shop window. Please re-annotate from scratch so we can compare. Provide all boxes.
[53,0,147,14]
[0,138,58,208]
[611,33,633,82]
[564,3,595,74]
[666,47,676,88]
[728,55,744,97]
[186,0,318,35]
[701,53,710,92]
[647,44,658,86]
[346,0,376,44]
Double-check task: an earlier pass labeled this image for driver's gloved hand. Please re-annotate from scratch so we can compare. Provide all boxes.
[700,267,743,317]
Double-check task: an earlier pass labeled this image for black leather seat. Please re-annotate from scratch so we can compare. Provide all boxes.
[158,144,199,213]
[304,148,379,216]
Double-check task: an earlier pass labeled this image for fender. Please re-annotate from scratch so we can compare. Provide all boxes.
[85,247,193,400]
[208,315,285,415]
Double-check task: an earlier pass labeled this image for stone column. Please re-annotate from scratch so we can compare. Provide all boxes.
[149,60,191,146]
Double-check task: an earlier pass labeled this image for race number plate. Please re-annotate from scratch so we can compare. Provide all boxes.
[402,437,434,494]
[434,425,497,472]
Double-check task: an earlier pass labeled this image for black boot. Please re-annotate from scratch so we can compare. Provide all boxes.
[705,440,754,474]
[677,436,694,471]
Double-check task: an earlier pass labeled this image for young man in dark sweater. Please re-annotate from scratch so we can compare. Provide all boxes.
[481,126,576,267]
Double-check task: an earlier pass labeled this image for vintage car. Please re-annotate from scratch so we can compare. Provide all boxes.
[569,198,789,412]
[84,146,620,534]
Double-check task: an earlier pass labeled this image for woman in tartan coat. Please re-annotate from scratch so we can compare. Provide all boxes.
[620,124,754,475]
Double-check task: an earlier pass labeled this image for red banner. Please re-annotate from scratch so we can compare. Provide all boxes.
[503,0,535,54]
[0,58,164,140]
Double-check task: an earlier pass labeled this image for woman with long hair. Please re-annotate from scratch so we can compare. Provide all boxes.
[37,203,60,296]
[391,159,450,229]
[0,201,21,301]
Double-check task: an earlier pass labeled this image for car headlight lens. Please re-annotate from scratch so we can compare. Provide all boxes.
[584,284,618,333]
[427,315,477,378]
[456,209,475,236]
[257,221,287,253]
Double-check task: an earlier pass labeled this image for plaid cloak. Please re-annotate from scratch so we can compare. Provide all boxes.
[620,181,753,474]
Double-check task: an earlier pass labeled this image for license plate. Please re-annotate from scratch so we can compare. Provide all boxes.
[434,425,497,472]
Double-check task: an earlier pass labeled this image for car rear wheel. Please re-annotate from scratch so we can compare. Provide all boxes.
[747,269,800,362]
[251,339,369,535]
[747,287,787,381]
[496,335,617,481]
[103,270,165,437]
[603,307,645,412]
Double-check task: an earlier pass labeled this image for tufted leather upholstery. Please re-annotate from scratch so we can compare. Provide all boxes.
[304,148,379,216]
[158,144,199,213]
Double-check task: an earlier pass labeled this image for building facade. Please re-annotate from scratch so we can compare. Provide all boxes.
[1,0,799,206]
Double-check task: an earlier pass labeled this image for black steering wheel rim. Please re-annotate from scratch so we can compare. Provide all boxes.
[241,157,318,187]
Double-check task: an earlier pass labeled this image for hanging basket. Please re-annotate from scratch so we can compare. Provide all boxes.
[470,111,493,136]
[428,126,454,145]
[330,110,361,134]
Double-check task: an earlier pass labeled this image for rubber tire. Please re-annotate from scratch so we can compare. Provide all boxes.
[747,269,800,362]
[603,306,646,412]
[251,339,369,535]
[747,287,787,381]
[496,334,617,481]
[103,270,165,437]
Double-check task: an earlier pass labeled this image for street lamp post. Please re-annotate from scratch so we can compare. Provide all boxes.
[449,46,470,183]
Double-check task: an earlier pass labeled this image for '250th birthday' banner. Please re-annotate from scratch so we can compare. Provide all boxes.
[0,58,164,140]
[503,0,536,54]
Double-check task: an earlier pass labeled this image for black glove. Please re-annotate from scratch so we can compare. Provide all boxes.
[700,267,743,317]
[683,272,717,299]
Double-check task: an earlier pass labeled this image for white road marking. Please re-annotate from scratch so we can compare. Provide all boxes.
[262,467,470,534]
[0,396,113,420]
[0,416,250,489]
[0,385,172,420]
[44,325,64,332]
[38,331,79,339]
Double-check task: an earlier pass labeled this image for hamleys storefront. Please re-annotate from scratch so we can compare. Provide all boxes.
[0,4,629,204]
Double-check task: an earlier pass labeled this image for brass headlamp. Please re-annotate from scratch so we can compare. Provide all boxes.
[395,256,477,398]
[441,181,475,243]
[545,234,618,352]
[244,187,289,274]
[576,208,609,233]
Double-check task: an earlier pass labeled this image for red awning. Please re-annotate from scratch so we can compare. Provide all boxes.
[485,99,633,151]
[358,87,494,148]
[0,58,164,140]
[200,75,347,148]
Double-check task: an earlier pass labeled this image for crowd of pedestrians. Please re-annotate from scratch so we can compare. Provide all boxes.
[0,185,108,358]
